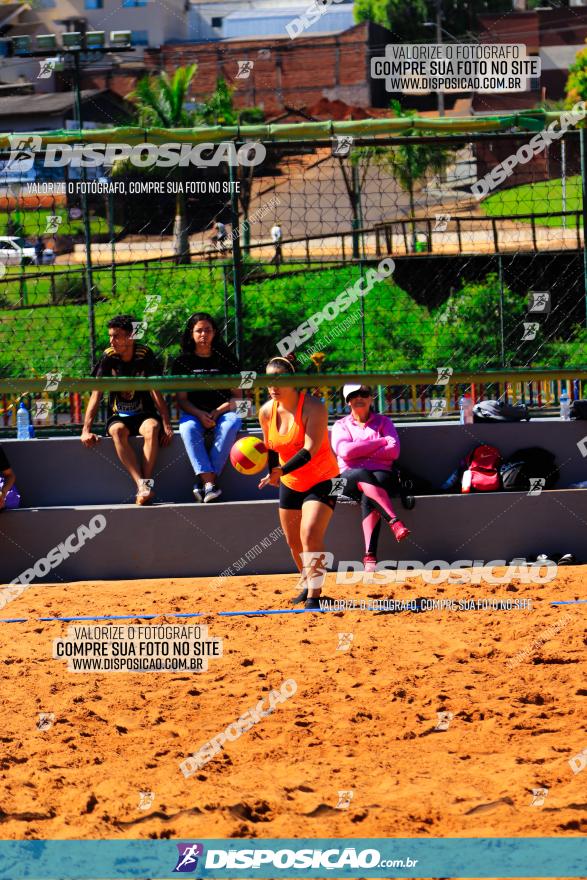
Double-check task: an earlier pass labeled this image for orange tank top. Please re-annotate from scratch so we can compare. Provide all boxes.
[267,392,339,492]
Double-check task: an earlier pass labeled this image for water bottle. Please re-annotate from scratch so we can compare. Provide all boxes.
[16,401,30,440]
[459,393,474,425]
[461,468,473,493]
[560,389,571,421]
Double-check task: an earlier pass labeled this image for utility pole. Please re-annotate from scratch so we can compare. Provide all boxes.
[436,0,445,118]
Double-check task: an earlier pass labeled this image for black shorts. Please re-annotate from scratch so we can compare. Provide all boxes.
[106,413,161,437]
[279,479,337,511]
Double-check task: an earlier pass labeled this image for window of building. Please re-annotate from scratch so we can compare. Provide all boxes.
[211,16,223,27]
[85,0,103,8]
[122,0,148,7]
[131,29,149,44]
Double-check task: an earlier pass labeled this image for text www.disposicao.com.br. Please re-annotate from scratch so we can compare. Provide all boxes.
[70,657,201,671]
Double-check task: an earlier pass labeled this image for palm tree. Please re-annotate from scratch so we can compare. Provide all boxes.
[126,65,198,264]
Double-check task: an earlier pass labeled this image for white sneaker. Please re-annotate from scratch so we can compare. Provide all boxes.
[203,483,222,503]
[193,485,203,503]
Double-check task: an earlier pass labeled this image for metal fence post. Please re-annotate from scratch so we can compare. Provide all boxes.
[580,127,587,327]
[229,158,243,362]
[498,255,505,367]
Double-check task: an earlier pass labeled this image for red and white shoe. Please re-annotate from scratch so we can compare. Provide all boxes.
[390,518,410,542]
[363,553,377,573]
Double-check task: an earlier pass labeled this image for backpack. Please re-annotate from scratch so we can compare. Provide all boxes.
[461,444,501,493]
[569,400,587,420]
[500,447,559,492]
[473,400,530,422]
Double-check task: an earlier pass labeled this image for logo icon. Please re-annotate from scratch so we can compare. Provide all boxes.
[138,789,155,811]
[337,632,354,652]
[144,294,161,315]
[528,291,551,314]
[257,48,271,60]
[239,370,256,389]
[44,371,62,391]
[5,135,42,173]
[577,437,587,459]
[434,710,453,731]
[37,59,57,80]
[528,477,546,496]
[332,135,354,157]
[33,400,53,421]
[37,712,55,731]
[569,747,587,775]
[329,476,348,497]
[234,399,251,417]
[433,213,451,232]
[522,322,539,341]
[236,60,254,79]
[335,789,354,809]
[131,321,148,340]
[45,214,62,234]
[300,550,333,592]
[435,366,453,386]
[529,787,548,807]
[173,843,204,873]
[428,398,447,418]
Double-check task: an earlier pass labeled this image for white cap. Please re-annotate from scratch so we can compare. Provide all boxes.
[343,384,362,401]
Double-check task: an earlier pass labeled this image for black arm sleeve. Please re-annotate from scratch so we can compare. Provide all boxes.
[281,448,311,476]
[268,449,280,471]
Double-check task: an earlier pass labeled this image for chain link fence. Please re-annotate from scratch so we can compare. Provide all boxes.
[1,126,586,428]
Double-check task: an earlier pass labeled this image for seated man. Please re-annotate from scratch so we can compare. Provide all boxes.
[81,314,174,505]
[0,444,17,510]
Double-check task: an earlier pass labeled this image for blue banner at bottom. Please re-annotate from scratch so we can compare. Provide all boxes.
[0,838,584,879]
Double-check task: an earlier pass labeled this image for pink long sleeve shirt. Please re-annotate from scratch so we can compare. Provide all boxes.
[330,412,400,472]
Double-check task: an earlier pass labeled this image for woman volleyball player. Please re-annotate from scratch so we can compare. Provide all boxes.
[258,356,339,610]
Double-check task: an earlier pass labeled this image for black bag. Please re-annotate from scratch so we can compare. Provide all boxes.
[570,400,587,420]
[473,400,530,422]
[393,466,435,509]
[500,447,559,491]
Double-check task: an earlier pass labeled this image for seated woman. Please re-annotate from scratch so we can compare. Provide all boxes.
[331,385,410,572]
[0,443,18,510]
[172,312,243,503]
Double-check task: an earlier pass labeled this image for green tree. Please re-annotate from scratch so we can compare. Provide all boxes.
[565,46,587,106]
[126,65,198,264]
[355,0,510,44]
[196,78,264,253]
[423,273,542,370]
[354,0,427,41]
[345,101,454,251]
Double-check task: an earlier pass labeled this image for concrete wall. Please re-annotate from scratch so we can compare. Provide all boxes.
[1,420,587,585]
[2,419,586,508]
[2,491,587,586]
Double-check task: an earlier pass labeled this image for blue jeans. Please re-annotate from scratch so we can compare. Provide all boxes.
[179,411,242,480]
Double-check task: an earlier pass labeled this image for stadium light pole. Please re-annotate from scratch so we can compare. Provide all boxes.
[7,31,135,367]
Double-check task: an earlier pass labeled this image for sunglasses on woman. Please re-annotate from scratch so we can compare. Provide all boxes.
[348,389,372,400]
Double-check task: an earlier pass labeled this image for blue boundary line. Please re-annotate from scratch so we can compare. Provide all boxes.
[0,602,584,623]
